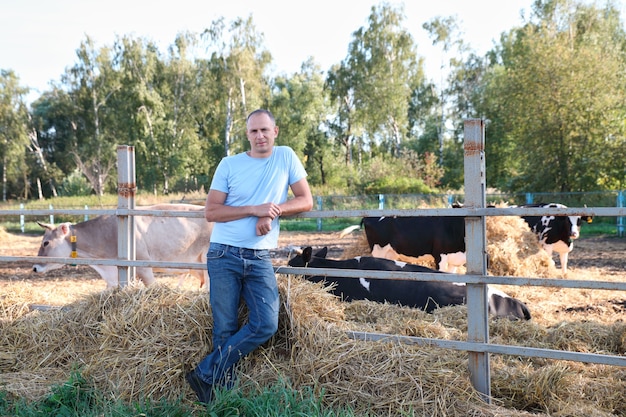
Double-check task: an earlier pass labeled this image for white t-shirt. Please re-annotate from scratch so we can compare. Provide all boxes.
[209,146,307,249]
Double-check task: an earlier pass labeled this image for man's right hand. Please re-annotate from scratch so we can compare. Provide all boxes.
[256,217,273,236]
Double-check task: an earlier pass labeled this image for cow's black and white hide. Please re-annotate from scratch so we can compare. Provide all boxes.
[521,203,592,274]
[287,247,531,320]
[359,216,467,273]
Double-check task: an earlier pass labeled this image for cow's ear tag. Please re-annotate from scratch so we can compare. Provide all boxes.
[587,217,593,223]
[70,229,77,266]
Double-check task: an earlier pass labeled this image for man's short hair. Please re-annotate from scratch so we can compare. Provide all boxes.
[246,109,275,125]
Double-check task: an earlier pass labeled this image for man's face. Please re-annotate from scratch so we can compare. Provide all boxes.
[246,113,278,156]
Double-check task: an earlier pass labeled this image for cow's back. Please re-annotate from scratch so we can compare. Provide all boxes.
[362,216,465,259]
[362,216,437,256]
[134,204,212,263]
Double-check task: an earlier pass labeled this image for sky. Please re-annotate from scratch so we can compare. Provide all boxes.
[1,0,550,104]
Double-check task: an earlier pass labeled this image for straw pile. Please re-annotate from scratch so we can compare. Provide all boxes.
[485,214,557,277]
[343,210,558,278]
[1,220,625,416]
[1,274,624,416]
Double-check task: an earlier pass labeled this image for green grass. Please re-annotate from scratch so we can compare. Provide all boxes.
[0,372,360,417]
[580,220,621,236]
[280,217,361,232]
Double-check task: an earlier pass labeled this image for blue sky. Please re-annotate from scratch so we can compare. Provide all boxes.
[1,0,560,103]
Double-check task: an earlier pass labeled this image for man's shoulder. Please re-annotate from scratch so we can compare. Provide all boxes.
[273,146,297,157]
[220,152,248,164]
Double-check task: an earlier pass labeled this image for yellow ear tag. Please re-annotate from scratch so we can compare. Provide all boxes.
[70,234,78,262]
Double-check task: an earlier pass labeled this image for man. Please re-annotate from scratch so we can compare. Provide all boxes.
[186,109,313,403]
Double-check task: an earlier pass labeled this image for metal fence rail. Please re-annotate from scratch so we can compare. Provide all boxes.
[1,130,625,404]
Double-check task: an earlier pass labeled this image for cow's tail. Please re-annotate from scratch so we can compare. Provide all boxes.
[339,224,361,238]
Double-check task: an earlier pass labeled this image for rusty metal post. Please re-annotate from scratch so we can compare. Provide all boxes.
[463,119,491,402]
[117,146,136,287]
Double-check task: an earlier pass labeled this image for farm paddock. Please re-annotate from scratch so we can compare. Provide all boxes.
[0,224,625,416]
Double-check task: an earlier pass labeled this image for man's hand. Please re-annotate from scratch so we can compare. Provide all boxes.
[254,202,282,219]
[256,217,273,236]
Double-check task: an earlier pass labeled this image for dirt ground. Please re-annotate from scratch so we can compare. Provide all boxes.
[564,235,626,272]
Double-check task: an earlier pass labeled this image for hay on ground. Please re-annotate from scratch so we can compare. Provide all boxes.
[1,275,624,416]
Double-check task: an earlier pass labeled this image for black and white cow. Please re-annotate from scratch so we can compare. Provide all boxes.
[287,247,531,320]
[359,216,467,273]
[521,203,593,274]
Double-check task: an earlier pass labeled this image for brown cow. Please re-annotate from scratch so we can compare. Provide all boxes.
[33,203,213,288]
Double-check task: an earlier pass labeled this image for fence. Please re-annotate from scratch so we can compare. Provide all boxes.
[311,189,626,236]
[1,126,626,404]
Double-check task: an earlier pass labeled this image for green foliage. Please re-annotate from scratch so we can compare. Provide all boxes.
[207,379,357,417]
[0,70,31,199]
[476,0,626,192]
[363,175,432,195]
[0,370,103,417]
[40,371,101,416]
[59,170,93,197]
[4,0,626,200]
[355,150,441,195]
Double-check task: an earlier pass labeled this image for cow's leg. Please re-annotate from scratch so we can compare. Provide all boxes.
[439,252,466,273]
[439,254,450,272]
[449,252,466,273]
[542,244,557,269]
[90,265,119,288]
[434,254,445,272]
[137,267,156,286]
[559,252,568,275]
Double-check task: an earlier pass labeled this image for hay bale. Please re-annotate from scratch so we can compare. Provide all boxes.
[485,214,557,277]
[342,232,371,259]
[342,209,558,277]
[0,284,212,402]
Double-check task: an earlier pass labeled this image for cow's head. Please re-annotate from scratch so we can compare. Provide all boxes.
[567,214,593,240]
[287,246,328,267]
[539,203,592,241]
[32,221,74,273]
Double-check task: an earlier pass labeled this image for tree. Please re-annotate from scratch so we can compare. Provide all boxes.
[60,36,122,195]
[114,33,208,194]
[478,0,626,192]
[327,3,425,164]
[31,87,81,197]
[423,15,462,165]
[0,70,30,200]
[200,17,272,158]
[269,59,332,186]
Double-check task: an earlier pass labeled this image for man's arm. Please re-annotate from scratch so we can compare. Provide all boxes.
[204,190,281,223]
[255,178,313,236]
[279,178,314,216]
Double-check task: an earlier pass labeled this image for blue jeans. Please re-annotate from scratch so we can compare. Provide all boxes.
[195,243,279,386]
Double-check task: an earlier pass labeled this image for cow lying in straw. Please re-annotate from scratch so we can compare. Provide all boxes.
[287,247,531,320]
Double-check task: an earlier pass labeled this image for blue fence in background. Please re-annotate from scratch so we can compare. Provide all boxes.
[313,190,625,236]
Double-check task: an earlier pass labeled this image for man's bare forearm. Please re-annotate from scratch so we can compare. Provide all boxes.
[278,195,313,217]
